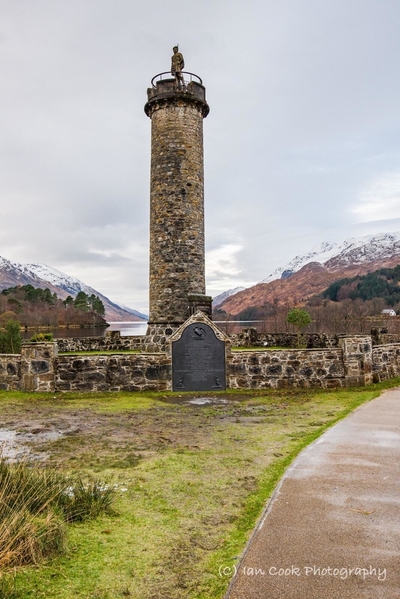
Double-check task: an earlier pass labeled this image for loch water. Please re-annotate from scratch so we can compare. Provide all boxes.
[22,320,264,340]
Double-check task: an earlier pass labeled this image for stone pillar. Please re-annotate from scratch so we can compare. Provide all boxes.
[338,335,373,387]
[20,342,58,392]
[144,76,211,349]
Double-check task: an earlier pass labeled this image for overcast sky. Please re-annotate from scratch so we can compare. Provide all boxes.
[1,0,400,314]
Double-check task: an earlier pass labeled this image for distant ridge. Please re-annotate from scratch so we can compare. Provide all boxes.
[0,256,147,322]
[219,232,400,315]
[213,287,246,307]
[263,232,400,283]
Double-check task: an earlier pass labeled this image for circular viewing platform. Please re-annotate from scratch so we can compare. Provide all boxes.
[150,71,203,87]
[145,71,209,117]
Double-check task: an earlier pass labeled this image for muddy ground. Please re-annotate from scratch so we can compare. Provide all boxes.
[0,393,289,468]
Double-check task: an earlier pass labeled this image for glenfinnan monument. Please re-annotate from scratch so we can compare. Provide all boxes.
[144,47,212,351]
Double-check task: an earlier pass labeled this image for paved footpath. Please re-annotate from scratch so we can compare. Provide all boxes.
[225,389,400,599]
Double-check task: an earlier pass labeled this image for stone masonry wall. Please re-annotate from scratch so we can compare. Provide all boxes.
[142,324,179,353]
[371,330,400,345]
[229,329,340,349]
[3,334,400,392]
[56,331,342,353]
[55,353,171,392]
[372,344,400,382]
[227,348,345,389]
[56,331,144,353]
[0,355,20,391]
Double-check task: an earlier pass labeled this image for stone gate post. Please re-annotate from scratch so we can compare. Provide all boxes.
[20,342,58,392]
[338,335,373,387]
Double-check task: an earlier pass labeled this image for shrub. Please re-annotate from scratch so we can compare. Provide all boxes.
[286,308,312,347]
[30,332,54,342]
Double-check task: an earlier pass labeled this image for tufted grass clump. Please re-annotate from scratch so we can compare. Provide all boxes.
[0,456,67,569]
[60,478,116,523]
[0,455,116,572]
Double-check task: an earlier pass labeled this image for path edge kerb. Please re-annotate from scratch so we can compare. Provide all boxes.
[223,398,376,598]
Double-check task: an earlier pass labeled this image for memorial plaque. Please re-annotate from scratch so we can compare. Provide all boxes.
[172,322,226,391]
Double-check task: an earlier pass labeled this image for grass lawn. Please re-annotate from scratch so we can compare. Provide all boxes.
[1,380,399,599]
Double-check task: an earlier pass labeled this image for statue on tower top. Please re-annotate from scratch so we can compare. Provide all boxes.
[171,45,185,87]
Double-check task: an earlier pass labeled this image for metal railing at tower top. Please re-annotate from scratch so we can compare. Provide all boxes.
[150,72,203,87]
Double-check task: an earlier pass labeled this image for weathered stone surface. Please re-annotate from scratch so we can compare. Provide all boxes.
[372,343,400,382]
[6,363,17,376]
[142,324,179,353]
[54,354,171,392]
[227,348,346,389]
[229,329,340,349]
[371,328,400,345]
[338,335,373,386]
[145,77,209,337]
[0,355,20,390]
[3,335,400,392]
[56,331,143,353]
[30,360,50,374]
[20,343,58,392]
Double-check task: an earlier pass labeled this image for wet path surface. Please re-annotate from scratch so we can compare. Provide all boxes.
[225,388,400,599]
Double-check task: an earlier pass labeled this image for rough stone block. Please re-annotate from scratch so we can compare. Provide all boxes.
[31,360,50,374]
[6,363,17,375]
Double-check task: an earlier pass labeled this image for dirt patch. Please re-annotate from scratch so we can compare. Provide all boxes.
[0,394,269,469]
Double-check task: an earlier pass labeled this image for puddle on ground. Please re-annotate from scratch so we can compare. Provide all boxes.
[186,397,229,406]
[0,428,63,461]
[162,395,250,407]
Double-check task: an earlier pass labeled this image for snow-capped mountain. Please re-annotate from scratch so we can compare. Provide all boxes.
[324,232,400,269]
[263,232,400,283]
[219,231,400,315]
[262,241,338,283]
[0,256,147,322]
[22,263,94,297]
[213,287,246,307]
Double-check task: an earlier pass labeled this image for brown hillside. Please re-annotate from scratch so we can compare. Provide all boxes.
[0,269,143,323]
[220,257,400,316]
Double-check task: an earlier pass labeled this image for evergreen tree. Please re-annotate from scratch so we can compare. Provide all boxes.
[63,296,74,306]
[89,295,105,316]
[0,321,22,354]
[74,291,89,311]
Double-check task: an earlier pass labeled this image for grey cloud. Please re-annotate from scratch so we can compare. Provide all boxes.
[0,0,399,310]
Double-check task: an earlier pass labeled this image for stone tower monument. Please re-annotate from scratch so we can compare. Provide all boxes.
[144,49,212,350]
